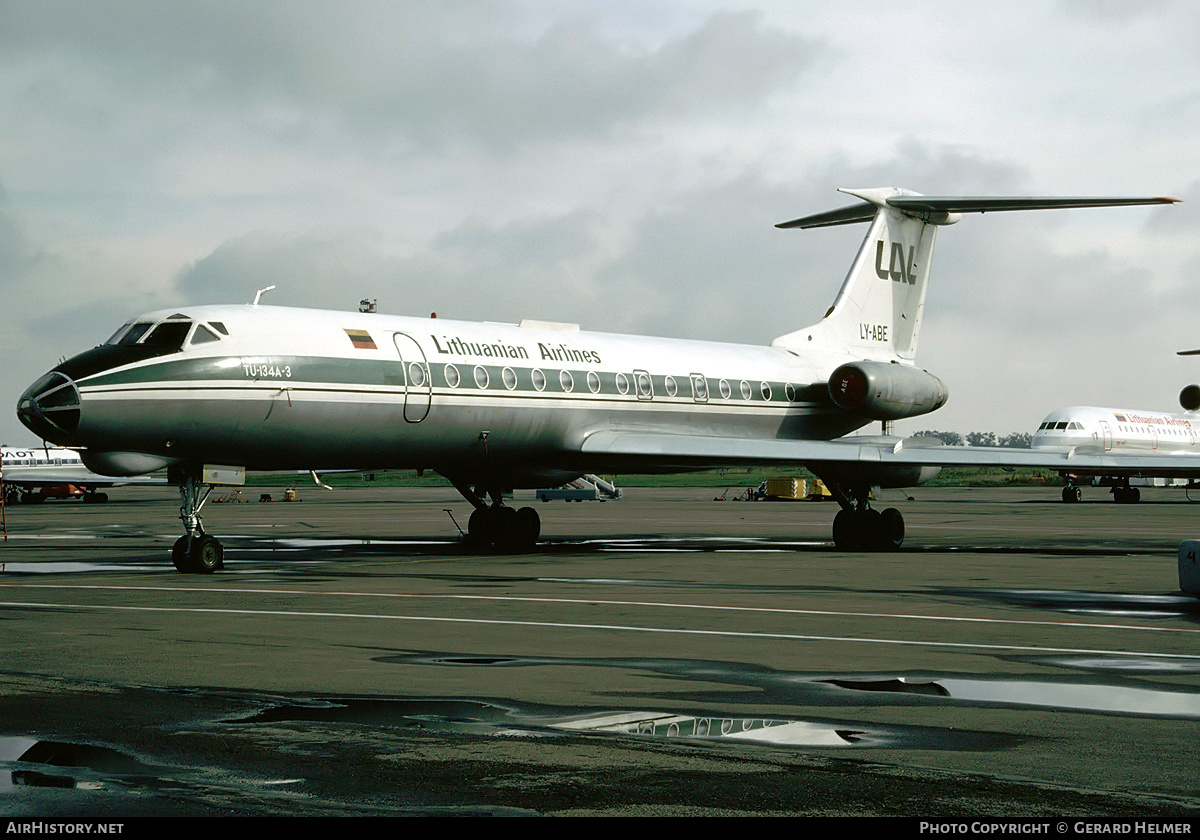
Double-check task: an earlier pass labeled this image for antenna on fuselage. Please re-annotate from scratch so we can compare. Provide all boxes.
[252,286,276,306]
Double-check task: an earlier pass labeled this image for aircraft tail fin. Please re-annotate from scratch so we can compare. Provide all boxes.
[771,188,1179,363]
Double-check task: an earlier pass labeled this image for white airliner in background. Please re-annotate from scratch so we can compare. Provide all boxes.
[1033,400,1200,503]
[15,187,1187,573]
[1,445,137,504]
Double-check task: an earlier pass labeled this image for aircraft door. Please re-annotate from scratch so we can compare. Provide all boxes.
[1099,420,1112,451]
[392,332,432,423]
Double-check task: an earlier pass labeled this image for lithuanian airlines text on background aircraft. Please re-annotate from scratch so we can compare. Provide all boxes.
[15,187,1189,573]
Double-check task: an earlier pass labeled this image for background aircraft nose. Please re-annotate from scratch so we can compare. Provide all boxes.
[17,371,82,444]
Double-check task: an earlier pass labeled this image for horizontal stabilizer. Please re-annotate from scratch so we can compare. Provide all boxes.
[775,202,877,229]
[777,192,1179,229]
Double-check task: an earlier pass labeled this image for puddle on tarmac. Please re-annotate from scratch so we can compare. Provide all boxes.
[381,652,1200,720]
[232,695,1003,750]
[0,739,156,792]
[944,587,1200,622]
[823,676,1200,717]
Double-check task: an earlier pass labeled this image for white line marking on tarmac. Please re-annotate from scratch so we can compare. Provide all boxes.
[2,597,1200,661]
[1,582,1197,636]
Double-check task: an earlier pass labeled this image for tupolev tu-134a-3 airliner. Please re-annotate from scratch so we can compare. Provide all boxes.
[16,187,1190,573]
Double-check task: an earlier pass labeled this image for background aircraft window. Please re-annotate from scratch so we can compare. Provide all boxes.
[190,325,220,345]
[559,370,574,392]
[739,380,752,400]
[408,362,427,387]
[1055,422,1068,429]
[664,375,678,397]
[760,381,772,401]
[473,365,489,389]
[785,383,796,401]
[532,368,546,391]
[142,321,192,352]
[444,364,460,388]
[502,367,517,390]
[587,371,601,393]
[615,372,630,395]
[691,375,708,400]
[118,323,153,345]
[719,379,731,399]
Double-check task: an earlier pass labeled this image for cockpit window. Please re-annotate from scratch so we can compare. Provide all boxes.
[142,321,192,352]
[190,324,220,345]
[118,323,153,345]
[209,321,228,335]
[105,323,134,345]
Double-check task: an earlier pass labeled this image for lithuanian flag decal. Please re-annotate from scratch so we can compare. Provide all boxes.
[344,329,377,350]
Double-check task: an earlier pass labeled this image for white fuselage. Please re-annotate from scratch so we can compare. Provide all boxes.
[1033,406,1199,454]
[22,304,879,486]
[2,446,89,482]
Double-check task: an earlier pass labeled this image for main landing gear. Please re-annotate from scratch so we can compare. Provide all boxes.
[825,481,905,551]
[1112,484,1141,504]
[171,468,224,573]
[448,478,541,552]
[1062,481,1142,503]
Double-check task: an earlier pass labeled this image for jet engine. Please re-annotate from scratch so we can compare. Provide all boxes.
[828,361,948,421]
[1181,385,1200,412]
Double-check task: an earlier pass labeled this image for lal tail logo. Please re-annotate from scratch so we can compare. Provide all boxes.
[875,240,917,285]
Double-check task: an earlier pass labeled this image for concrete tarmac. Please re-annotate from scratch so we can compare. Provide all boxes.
[1,483,1199,817]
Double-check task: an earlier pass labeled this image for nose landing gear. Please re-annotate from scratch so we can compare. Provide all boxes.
[171,468,224,573]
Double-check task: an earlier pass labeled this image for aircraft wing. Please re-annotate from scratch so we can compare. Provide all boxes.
[580,432,1200,478]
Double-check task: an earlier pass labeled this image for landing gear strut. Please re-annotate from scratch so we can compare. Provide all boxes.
[448,477,541,552]
[171,467,223,573]
[824,480,904,551]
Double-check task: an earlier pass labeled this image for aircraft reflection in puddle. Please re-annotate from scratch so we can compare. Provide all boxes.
[549,710,877,746]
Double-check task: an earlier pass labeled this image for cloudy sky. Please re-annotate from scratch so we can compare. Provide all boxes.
[2,0,1198,446]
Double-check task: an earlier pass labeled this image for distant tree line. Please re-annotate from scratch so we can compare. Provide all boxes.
[913,430,1032,448]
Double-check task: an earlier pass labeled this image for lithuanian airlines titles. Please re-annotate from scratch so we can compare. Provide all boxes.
[15,187,1186,573]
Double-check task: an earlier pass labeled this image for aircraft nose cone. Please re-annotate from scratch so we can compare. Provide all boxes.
[17,371,82,445]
